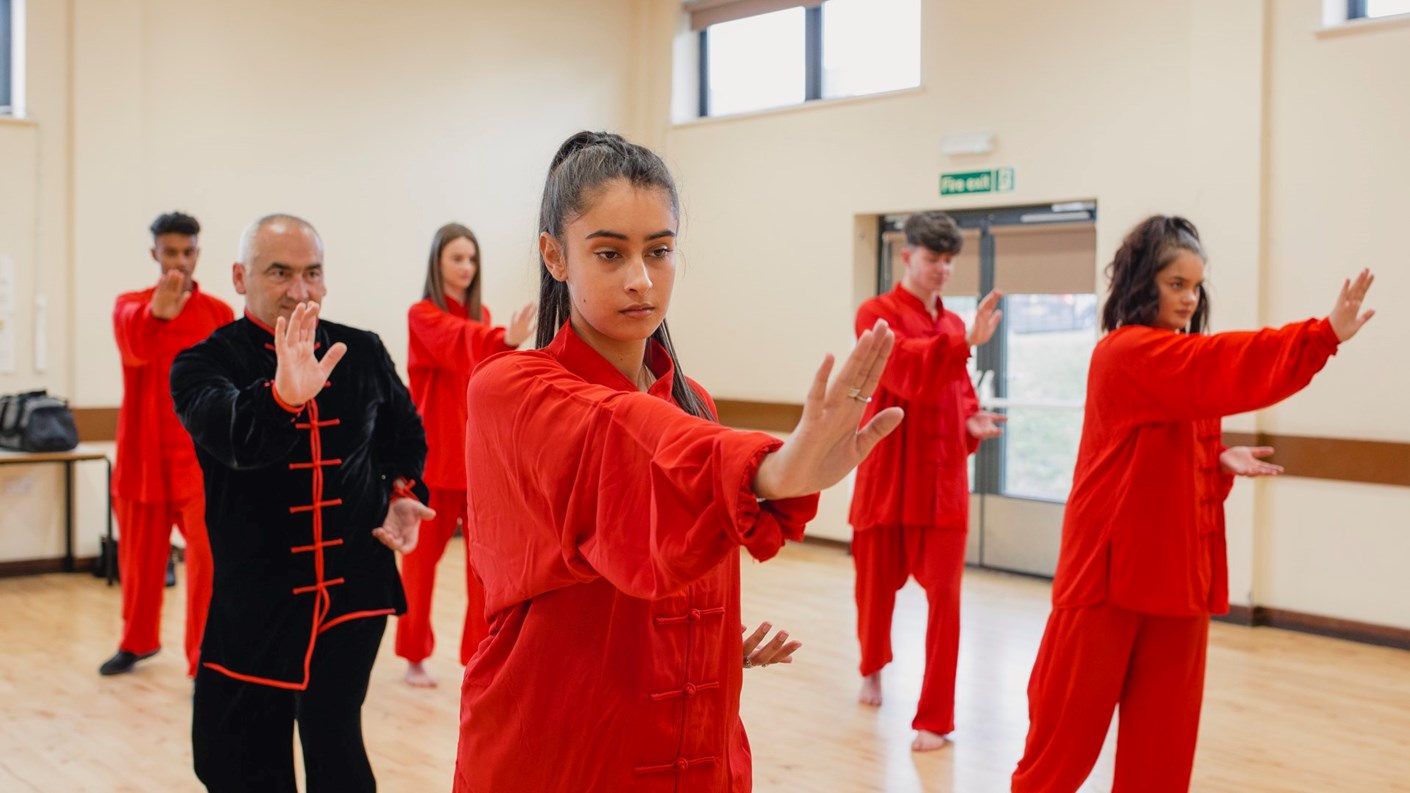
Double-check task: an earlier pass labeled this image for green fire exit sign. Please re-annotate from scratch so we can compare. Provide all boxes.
[940,167,1015,196]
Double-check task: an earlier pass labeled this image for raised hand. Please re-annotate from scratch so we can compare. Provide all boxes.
[966,410,1007,441]
[966,290,1004,347]
[505,301,538,348]
[742,621,800,669]
[150,270,192,320]
[273,302,347,407]
[1328,269,1375,343]
[752,320,903,500]
[1219,446,1283,477]
[372,496,434,554]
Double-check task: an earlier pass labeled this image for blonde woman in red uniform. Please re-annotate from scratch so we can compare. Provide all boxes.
[1012,215,1376,792]
[397,223,536,687]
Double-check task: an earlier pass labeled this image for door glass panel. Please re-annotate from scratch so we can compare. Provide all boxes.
[1001,293,1097,500]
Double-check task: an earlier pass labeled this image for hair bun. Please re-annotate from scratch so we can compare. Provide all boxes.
[549,131,627,174]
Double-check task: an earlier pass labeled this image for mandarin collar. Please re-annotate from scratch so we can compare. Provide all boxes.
[443,295,470,318]
[240,310,329,350]
[545,320,676,399]
[891,283,946,321]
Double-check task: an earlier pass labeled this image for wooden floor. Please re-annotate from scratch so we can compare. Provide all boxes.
[2,539,1408,792]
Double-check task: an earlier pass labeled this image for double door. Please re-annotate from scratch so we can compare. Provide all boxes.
[876,203,1097,577]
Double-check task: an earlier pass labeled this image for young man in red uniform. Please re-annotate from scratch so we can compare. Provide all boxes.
[102,211,233,677]
[849,211,1005,751]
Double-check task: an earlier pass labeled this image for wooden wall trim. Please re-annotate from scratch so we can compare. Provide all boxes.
[715,400,1410,488]
[77,399,1410,487]
[0,556,99,578]
[72,407,118,443]
[1216,605,1410,651]
[714,400,801,433]
[1223,431,1410,488]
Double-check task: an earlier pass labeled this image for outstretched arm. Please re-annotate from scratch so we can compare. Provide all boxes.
[1102,270,1376,425]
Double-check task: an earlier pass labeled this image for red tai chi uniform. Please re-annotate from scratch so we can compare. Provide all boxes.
[112,281,232,676]
[1012,318,1341,793]
[453,323,819,792]
[398,297,516,666]
[849,283,978,735]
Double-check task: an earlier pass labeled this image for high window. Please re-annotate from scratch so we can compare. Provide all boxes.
[691,0,919,118]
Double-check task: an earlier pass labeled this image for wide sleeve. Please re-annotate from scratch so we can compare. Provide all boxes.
[370,334,430,503]
[170,342,304,471]
[113,293,164,366]
[857,301,970,400]
[1096,318,1341,425]
[961,375,983,455]
[466,356,818,608]
[408,302,514,372]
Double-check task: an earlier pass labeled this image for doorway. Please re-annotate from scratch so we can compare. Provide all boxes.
[876,202,1098,577]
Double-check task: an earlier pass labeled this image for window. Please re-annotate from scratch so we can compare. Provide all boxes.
[821,0,919,100]
[1348,0,1410,19]
[0,0,21,117]
[703,8,807,117]
[692,0,919,118]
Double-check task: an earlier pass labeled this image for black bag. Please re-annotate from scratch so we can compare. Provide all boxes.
[0,390,80,452]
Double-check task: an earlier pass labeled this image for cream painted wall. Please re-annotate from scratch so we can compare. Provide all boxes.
[0,0,78,564]
[70,0,640,409]
[1252,1,1410,628]
[638,0,1404,629]
[4,0,641,561]
[3,0,1405,632]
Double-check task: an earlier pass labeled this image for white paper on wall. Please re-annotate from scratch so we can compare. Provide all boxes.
[0,255,15,315]
[0,314,15,374]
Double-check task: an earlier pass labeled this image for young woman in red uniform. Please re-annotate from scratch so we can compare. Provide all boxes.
[452,131,903,792]
[397,223,536,687]
[1012,215,1376,792]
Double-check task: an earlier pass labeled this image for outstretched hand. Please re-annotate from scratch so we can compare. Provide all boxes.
[966,290,1004,347]
[966,410,1007,441]
[273,302,347,406]
[742,621,800,669]
[752,320,903,500]
[150,270,192,320]
[1219,446,1283,477]
[505,301,538,348]
[1328,268,1375,343]
[373,496,435,554]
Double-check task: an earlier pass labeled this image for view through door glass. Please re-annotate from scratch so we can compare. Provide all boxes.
[993,225,1097,501]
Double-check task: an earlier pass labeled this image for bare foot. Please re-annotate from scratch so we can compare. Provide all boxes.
[911,730,951,752]
[858,672,882,707]
[404,661,437,688]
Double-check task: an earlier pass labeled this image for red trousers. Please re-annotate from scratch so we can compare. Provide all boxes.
[395,488,489,666]
[853,525,966,734]
[1012,603,1210,793]
[114,494,212,677]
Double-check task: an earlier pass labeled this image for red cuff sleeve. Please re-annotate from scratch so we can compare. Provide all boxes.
[267,382,305,414]
[730,439,821,562]
[391,478,421,503]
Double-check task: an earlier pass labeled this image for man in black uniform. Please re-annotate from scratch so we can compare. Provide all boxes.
[172,214,434,792]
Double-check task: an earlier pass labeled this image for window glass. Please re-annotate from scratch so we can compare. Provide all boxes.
[705,7,806,116]
[821,0,920,99]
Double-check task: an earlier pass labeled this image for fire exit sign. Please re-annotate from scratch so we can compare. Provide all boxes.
[940,167,1015,196]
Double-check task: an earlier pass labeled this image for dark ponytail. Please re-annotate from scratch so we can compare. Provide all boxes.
[536,131,714,421]
[1102,215,1210,334]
